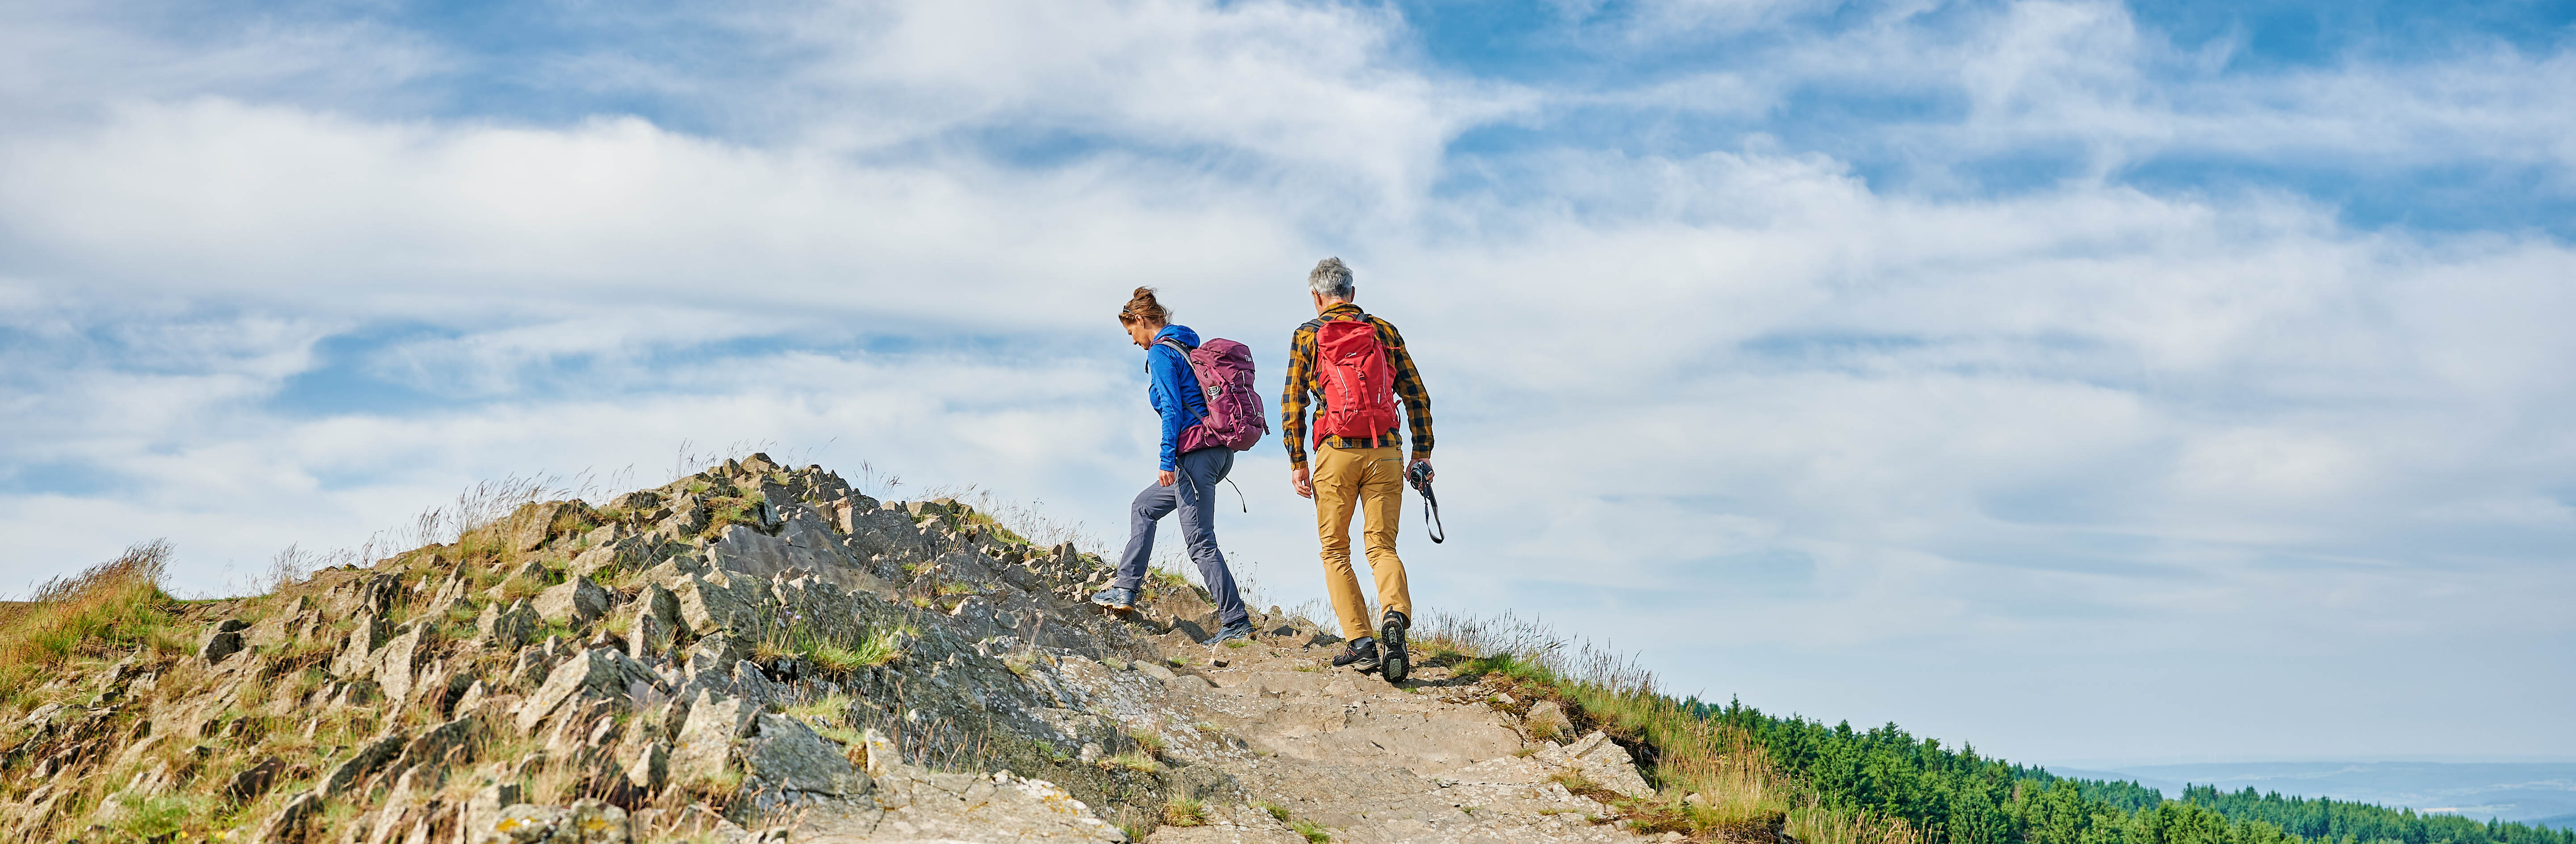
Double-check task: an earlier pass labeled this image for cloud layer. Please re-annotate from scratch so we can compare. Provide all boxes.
[3,0,2570,763]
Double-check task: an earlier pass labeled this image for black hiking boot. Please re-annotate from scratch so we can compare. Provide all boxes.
[1331,637,1380,673]
[1379,610,1410,683]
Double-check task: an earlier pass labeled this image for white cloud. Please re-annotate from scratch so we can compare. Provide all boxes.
[1,0,2570,760]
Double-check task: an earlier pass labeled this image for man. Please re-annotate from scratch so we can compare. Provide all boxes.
[1281,257,1434,682]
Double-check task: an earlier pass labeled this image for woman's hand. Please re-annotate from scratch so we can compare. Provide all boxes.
[1158,470,1178,487]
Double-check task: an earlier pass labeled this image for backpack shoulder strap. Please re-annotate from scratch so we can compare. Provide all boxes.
[1157,338,1209,404]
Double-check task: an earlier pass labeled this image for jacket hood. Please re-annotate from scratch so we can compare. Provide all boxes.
[1154,324,1201,347]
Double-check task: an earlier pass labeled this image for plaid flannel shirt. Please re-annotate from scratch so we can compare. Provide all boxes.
[1281,303,1433,469]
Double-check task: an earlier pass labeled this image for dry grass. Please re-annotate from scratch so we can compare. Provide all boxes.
[1423,609,1913,844]
[1788,803,1924,844]
[0,540,182,708]
[1126,729,1167,757]
[1163,796,1209,827]
[769,623,909,676]
[1103,751,1161,773]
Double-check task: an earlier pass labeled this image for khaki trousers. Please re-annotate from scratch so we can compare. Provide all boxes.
[1313,445,1410,640]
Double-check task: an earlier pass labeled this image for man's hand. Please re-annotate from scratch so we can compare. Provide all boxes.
[1158,470,1177,487]
[1291,465,1313,499]
[1408,458,1434,485]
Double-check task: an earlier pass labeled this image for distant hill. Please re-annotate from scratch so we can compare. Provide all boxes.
[2050,762,2576,825]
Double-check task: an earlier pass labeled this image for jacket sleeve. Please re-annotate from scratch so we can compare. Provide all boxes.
[1150,345,1193,472]
[1379,318,1433,459]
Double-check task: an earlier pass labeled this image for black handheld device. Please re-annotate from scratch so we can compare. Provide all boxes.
[1406,461,1444,543]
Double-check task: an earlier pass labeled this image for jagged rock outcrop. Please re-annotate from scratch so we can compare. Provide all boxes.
[0,454,1670,844]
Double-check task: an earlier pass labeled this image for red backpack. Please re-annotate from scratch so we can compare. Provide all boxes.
[1311,316,1400,447]
[1163,338,1270,453]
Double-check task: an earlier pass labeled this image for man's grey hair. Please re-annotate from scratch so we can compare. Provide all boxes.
[1308,257,1355,300]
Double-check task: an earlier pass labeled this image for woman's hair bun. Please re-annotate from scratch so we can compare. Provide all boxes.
[1118,287,1171,326]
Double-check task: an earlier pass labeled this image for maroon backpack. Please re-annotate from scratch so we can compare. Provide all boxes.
[1161,338,1270,452]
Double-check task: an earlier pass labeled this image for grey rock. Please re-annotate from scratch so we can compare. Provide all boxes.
[1135,660,1178,682]
[255,790,320,844]
[683,632,745,675]
[1536,730,1655,799]
[376,624,434,704]
[744,713,869,796]
[321,572,401,618]
[641,582,681,627]
[625,609,668,662]
[453,680,491,717]
[461,781,521,840]
[672,571,764,636]
[571,534,650,578]
[482,803,567,843]
[225,756,284,802]
[531,576,610,626]
[1525,699,1574,742]
[330,611,394,677]
[422,572,475,619]
[515,647,661,734]
[732,659,786,707]
[565,799,631,843]
[479,599,541,650]
[624,584,679,660]
[508,647,551,689]
[389,715,476,773]
[320,732,408,799]
[672,690,757,785]
[658,504,710,538]
[199,621,247,664]
[627,741,672,792]
[241,597,317,648]
[506,500,578,553]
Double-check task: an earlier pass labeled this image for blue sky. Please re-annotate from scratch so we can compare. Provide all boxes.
[3,0,2572,767]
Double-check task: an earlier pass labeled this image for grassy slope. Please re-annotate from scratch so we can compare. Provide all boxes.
[1415,633,2576,844]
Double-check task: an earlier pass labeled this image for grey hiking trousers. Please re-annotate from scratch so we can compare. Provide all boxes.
[1112,446,1249,628]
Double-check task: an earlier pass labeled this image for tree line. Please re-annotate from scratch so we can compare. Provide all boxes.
[1688,697,2576,844]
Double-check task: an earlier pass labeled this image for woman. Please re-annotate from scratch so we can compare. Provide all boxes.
[1092,287,1255,643]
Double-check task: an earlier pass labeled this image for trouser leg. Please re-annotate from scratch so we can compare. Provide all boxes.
[1355,447,1411,621]
[1175,448,1248,627]
[1312,446,1372,641]
[1113,474,1179,591]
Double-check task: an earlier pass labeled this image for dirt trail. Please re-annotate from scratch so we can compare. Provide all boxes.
[797,613,1669,844]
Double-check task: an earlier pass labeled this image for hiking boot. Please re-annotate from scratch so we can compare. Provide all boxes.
[1331,637,1380,672]
[1206,618,1255,645]
[1379,610,1411,683]
[1088,586,1138,611]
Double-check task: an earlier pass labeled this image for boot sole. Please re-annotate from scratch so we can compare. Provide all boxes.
[1379,618,1409,683]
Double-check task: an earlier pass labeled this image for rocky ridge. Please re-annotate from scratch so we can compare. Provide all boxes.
[1,455,1681,844]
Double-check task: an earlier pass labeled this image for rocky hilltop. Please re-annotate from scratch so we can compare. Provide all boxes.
[0,455,1681,844]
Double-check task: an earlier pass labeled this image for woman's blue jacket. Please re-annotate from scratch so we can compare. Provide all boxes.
[1146,324,1211,471]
